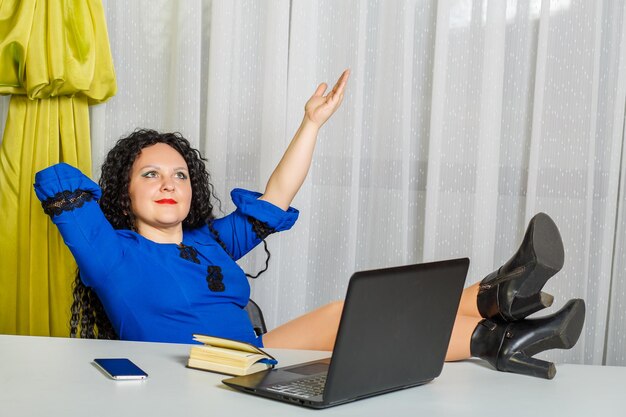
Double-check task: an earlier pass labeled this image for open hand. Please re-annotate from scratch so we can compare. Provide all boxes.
[304,69,350,128]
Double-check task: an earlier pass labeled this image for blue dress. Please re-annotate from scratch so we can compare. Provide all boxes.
[34,163,298,346]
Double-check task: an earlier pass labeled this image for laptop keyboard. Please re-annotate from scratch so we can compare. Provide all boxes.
[267,374,327,398]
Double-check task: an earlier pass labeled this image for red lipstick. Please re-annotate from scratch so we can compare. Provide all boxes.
[155,199,177,205]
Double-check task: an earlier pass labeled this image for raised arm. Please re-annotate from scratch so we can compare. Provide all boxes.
[259,69,350,210]
[34,163,123,287]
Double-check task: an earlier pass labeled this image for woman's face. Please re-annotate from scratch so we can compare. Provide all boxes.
[128,143,192,239]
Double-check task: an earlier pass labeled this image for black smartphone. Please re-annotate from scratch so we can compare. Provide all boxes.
[93,358,148,380]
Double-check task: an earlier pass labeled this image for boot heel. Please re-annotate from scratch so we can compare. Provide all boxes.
[517,260,560,298]
[509,291,554,319]
[503,352,556,379]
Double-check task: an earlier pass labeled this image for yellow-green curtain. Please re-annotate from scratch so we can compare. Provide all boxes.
[0,0,116,336]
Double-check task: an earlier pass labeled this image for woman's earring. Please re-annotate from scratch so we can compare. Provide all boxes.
[123,210,137,231]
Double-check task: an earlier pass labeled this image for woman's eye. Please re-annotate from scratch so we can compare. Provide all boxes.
[175,172,188,180]
[141,171,158,178]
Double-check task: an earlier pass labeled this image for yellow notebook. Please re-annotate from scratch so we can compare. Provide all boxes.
[187,334,277,376]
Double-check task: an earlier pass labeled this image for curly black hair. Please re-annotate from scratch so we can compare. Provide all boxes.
[98,129,220,231]
[70,129,245,339]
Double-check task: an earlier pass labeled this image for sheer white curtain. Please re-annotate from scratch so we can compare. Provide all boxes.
[422,0,626,367]
[3,0,623,365]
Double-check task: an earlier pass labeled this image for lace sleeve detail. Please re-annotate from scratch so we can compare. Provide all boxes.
[247,216,276,240]
[41,189,95,217]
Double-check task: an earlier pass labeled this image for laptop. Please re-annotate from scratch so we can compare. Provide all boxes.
[222,258,469,409]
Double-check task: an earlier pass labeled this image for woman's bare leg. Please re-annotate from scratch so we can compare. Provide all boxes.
[263,285,483,360]
[263,301,344,351]
[457,283,481,318]
[445,315,481,361]
[445,282,483,361]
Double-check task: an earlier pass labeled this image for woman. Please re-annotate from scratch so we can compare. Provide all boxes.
[35,70,584,379]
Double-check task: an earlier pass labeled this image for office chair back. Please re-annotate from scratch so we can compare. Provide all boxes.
[245,299,267,336]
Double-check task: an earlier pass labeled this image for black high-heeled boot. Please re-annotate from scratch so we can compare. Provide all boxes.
[470,299,585,379]
[478,212,564,321]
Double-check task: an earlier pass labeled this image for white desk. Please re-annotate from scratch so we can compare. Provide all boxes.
[0,335,624,416]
